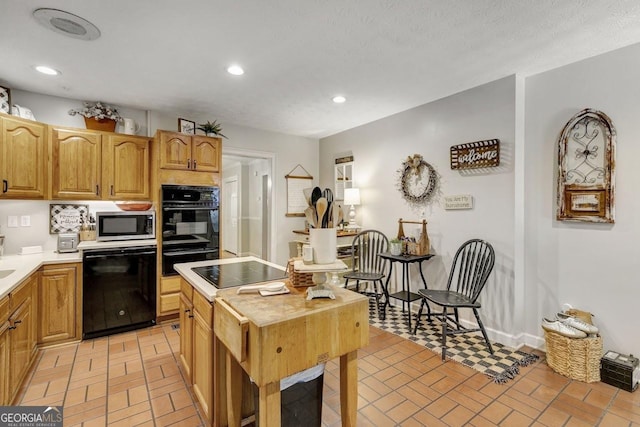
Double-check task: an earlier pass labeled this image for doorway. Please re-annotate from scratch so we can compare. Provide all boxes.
[221,149,275,262]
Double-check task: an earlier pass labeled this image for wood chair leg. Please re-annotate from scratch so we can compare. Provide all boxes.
[373,280,381,318]
[441,310,448,361]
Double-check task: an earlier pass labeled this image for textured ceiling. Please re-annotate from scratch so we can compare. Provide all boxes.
[2,1,640,138]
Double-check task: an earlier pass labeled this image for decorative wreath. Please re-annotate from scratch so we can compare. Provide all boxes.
[396,154,440,209]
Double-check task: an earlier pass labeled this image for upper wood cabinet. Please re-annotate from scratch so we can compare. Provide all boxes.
[103,135,151,200]
[51,127,151,200]
[0,115,47,199]
[51,127,102,200]
[158,131,220,172]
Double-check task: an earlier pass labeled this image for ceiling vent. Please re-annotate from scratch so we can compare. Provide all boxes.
[33,8,101,41]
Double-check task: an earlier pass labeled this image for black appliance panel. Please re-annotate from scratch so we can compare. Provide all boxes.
[83,246,157,339]
[192,261,287,289]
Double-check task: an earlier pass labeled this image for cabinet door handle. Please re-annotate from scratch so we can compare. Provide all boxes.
[110,185,114,196]
[8,325,16,330]
[193,160,197,170]
[2,179,7,193]
[184,309,191,313]
[13,320,22,325]
[187,158,191,169]
[189,314,194,318]
[96,184,100,196]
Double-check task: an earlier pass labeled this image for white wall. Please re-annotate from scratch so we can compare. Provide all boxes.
[525,42,640,356]
[320,77,517,337]
[3,90,319,266]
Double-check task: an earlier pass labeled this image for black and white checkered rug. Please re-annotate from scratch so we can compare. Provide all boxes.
[368,297,539,383]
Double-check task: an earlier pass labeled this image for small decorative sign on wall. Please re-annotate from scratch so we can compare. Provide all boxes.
[50,204,89,233]
[450,139,500,170]
[444,194,473,210]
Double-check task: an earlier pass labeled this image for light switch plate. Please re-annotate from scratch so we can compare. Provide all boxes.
[20,215,30,227]
[7,216,18,228]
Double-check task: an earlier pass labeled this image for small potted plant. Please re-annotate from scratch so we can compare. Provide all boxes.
[390,238,403,256]
[197,120,227,138]
[68,101,123,132]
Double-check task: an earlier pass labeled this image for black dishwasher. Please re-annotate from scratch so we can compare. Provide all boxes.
[83,246,157,339]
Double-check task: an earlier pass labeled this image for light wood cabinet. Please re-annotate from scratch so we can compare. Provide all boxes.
[51,127,151,200]
[0,296,9,405]
[159,276,181,316]
[102,135,151,200]
[8,273,37,399]
[51,127,102,199]
[38,263,81,345]
[158,131,220,172]
[0,114,47,199]
[192,292,213,421]
[179,285,194,382]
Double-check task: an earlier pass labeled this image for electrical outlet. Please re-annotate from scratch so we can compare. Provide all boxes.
[20,215,31,227]
[7,216,18,228]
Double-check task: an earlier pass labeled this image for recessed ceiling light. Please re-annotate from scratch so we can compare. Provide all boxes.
[332,95,346,104]
[33,8,101,41]
[34,65,60,76]
[227,65,244,76]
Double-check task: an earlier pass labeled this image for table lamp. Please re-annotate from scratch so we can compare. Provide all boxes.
[344,187,361,228]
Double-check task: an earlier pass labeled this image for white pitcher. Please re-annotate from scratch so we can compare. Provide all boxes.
[122,118,140,135]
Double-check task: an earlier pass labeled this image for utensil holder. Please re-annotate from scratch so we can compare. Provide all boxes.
[309,228,336,264]
[80,230,96,241]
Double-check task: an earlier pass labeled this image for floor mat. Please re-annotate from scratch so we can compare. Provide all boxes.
[368,298,539,383]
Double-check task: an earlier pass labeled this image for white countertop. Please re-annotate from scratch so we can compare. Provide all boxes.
[0,239,158,300]
[0,251,82,300]
[174,256,286,302]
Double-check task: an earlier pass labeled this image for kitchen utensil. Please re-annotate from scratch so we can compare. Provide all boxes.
[337,203,344,227]
[316,197,328,228]
[322,188,334,204]
[311,187,322,207]
[305,206,316,228]
[332,203,341,229]
[303,187,313,206]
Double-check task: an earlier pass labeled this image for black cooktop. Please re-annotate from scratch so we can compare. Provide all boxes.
[192,260,287,289]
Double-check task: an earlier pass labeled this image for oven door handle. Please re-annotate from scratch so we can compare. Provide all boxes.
[163,249,218,257]
[163,207,218,211]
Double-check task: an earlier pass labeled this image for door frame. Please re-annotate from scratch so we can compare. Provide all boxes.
[222,174,239,255]
[222,147,277,263]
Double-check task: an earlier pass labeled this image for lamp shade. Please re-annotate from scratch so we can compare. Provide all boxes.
[344,188,361,206]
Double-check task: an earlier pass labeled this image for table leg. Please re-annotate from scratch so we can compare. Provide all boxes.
[381,262,393,320]
[226,351,243,427]
[403,264,412,332]
[258,382,281,427]
[340,350,358,427]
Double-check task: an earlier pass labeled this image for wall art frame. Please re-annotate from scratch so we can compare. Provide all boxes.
[178,118,196,135]
[0,85,11,114]
[557,108,615,223]
[50,204,89,233]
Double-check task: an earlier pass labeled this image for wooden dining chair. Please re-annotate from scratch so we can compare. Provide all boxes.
[343,230,389,317]
[412,239,495,360]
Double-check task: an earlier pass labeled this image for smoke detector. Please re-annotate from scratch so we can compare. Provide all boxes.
[33,8,101,41]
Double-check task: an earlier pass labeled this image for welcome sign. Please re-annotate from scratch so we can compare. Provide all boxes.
[450,139,500,170]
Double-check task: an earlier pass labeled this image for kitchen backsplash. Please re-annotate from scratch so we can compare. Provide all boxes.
[0,200,152,255]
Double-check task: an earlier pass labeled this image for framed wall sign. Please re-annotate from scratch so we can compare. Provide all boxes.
[285,164,313,217]
[50,204,89,233]
[557,109,615,223]
[178,118,196,135]
[450,139,500,170]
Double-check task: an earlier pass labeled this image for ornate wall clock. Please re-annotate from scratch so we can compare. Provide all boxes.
[557,108,616,223]
[397,154,440,209]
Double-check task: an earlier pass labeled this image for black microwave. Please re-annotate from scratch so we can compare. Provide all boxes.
[96,211,155,241]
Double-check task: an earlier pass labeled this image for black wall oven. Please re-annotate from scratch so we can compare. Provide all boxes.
[161,185,220,275]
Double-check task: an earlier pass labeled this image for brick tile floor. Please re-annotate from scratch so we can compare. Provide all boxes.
[14,323,639,426]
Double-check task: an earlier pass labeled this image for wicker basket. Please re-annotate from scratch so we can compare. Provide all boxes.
[544,330,602,382]
[287,258,314,287]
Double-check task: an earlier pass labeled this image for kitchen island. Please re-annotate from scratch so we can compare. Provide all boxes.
[175,256,369,427]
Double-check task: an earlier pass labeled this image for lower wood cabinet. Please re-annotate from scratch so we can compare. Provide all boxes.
[0,296,9,405]
[191,290,213,421]
[8,272,38,401]
[159,276,181,317]
[38,263,81,345]
[179,290,194,382]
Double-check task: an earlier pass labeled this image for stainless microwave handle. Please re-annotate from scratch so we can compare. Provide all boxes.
[84,250,157,259]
